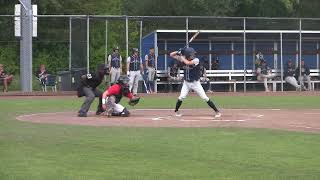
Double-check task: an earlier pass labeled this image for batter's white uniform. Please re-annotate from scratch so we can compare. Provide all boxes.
[178,58,210,102]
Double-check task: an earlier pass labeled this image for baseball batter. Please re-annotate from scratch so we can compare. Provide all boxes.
[101,75,140,117]
[127,48,144,95]
[107,46,122,85]
[170,47,221,118]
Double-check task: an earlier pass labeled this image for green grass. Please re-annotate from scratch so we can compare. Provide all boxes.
[0,95,320,180]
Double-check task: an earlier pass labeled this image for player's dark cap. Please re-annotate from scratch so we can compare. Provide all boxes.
[113,46,119,51]
[97,64,108,74]
[132,48,139,52]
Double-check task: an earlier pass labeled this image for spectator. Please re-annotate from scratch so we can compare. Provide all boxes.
[296,60,311,91]
[212,58,219,70]
[201,56,210,70]
[36,64,50,85]
[167,62,182,92]
[284,60,301,90]
[257,60,275,92]
[199,62,212,93]
[255,51,264,74]
[0,64,14,92]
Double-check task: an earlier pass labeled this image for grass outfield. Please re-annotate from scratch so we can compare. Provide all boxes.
[0,95,320,180]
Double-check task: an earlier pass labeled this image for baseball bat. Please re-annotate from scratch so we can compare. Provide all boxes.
[184,30,200,48]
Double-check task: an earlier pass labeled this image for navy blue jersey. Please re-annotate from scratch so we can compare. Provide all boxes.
[183,58,201,82]
[284,64,295,78]
[146,53,155,68]
[110,53,121,68]
[128,55,141,71]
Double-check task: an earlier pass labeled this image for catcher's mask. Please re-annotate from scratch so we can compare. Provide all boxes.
[183,47,196,60]
[117,75,130,86]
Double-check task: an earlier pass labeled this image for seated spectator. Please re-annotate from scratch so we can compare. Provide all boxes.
[212,58,219,70]
[255,51,264,74]
[167,62,182,92]
[284,60,301,90]
[201,56,210,70]
[257,60,275,92]
[296,60,311,91]
[36,64,50,85]
[0,64,14,92]
[199,62,212,93]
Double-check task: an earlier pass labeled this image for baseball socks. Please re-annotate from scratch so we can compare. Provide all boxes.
[174,99,183,117]
[207,99,221,118]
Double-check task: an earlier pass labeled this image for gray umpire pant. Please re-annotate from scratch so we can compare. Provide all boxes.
[110,67,121,84]
[79,87,103,114]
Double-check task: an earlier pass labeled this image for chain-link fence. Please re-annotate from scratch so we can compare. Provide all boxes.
[1,15,320,91]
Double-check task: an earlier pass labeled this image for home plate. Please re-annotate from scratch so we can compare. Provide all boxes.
[211,119,246,122]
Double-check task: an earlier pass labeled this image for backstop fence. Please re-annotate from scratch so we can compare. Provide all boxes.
[0,15,320,91]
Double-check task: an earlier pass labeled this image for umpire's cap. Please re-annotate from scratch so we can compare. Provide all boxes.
[97,64,109,74]
[184,47,196,59]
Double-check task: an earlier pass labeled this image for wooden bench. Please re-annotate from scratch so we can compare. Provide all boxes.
[155,69,320,92]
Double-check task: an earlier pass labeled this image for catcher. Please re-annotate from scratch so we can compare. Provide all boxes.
[101,75,140,117]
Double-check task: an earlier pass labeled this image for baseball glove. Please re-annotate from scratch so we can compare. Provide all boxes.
[128,96,140,106]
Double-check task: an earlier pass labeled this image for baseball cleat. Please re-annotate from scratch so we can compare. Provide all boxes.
[214,112,222,118]
[175,111,182,117]
[105,108,113,117]
[78,112,87,117]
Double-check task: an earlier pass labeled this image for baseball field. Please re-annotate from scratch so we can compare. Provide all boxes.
[1,92,320,180]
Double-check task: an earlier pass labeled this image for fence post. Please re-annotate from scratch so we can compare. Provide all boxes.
[69,17,72,71]
[86,15,90,73]
[280,33,283,92]
[20,0,33,92]
[105,20,108,65]
[243,18,247,93]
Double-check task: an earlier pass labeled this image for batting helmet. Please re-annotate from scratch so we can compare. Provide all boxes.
[184,47,196,59]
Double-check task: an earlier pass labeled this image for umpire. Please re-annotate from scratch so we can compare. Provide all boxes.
[77,64,109,117]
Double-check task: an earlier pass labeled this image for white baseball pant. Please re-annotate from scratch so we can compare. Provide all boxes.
[129,71,141,95]
[178,80,209,102]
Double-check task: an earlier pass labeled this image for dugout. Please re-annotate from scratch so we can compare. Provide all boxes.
[142,27,320,92]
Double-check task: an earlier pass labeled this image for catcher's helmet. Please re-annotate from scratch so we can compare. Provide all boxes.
[97,64,109,75]
[117,75,130,85]
[184,47,196,59]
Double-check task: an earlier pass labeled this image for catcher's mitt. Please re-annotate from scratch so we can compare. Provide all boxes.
[128,96,140,106]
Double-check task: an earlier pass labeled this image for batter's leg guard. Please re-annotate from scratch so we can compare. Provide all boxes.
[207,99,219,113]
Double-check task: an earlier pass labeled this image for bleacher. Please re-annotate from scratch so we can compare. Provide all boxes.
[156,69,320,92]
